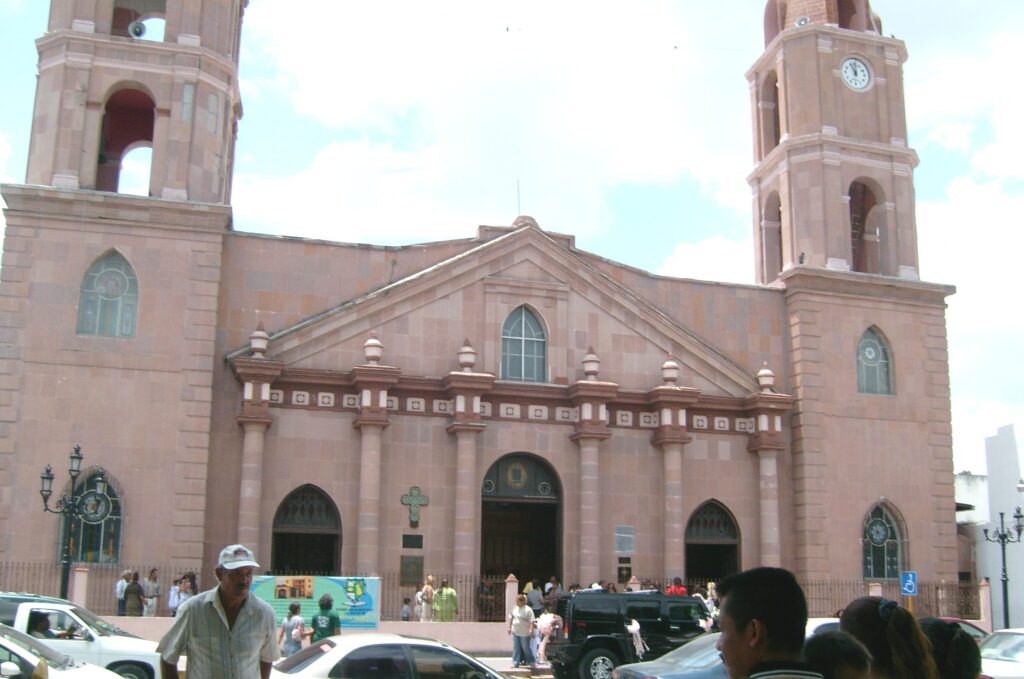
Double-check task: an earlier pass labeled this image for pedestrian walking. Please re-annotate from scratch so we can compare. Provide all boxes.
[156,544,278,679]
[508,594,535,668]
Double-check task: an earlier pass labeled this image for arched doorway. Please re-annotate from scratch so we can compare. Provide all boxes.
[271,485,341,574]
[684,500,740,582]
[480,454,561,586]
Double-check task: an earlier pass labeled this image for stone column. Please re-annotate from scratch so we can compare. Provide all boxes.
[352,336,401,575]
[237,417,271,551]
[648,356,700,581]
[230,324,283,564]
[745,364,794,568]
[569,348,618,587]
[444,342,495,578]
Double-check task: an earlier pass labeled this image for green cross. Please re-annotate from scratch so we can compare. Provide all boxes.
[401,486,429,525]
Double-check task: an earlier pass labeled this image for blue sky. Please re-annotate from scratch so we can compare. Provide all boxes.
[0,1,1021,475]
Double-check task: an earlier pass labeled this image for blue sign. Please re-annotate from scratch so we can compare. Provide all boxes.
[251,576,381,629]
[900,571,918,597]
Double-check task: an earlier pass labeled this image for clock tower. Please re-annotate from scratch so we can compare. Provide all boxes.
[748,1,958,582]
[748,0,919,284]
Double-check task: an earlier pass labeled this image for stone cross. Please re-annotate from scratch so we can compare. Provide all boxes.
[401,486,429,526]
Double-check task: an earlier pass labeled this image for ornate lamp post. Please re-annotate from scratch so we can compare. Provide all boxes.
[983,491,1024,630]
[39,445,111,599]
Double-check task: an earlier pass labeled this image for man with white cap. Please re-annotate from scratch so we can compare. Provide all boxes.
[157,544,278,679]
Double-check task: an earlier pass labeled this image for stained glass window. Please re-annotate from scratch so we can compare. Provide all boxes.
[77,251,138,338]
[857,328,892,394]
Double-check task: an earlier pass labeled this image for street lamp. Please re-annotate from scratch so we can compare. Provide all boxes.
[983,501,1024,630]
[39,445,111,600]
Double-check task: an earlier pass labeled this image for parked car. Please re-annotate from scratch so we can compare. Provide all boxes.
[980,628,1024,679]
[939,617,990,644]
[611,618,840,679]
[0,623,121,677]
[0,593,160,679]
[546,589,707,679]
[270,632,504,678]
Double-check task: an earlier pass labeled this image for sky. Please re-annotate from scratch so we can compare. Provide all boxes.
[0,1,1020,476]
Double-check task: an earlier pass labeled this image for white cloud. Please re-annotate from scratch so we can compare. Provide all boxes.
[232,1,760,238]
[655,234,754,285]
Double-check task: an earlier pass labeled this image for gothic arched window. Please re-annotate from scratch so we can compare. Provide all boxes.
[61,469,122,564]
[501,306,546,382]
[77,251,138,338]
[862,502,905,579]
[856,327,892,394]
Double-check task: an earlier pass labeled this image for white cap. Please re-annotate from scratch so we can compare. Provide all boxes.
[218,544,260,570]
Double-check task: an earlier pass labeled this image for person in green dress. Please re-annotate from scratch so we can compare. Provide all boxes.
[432,579,458,622]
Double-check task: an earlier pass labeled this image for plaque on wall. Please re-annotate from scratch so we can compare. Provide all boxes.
[617,566,632,583]
[400,555,424,587]
[402,534,424,549]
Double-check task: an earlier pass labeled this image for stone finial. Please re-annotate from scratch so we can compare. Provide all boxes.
[249,322,269,358]
[757,362,776,392]
[512,215,539,230]
[363,334,384,365]
[661,355,680,384]
[582,347,600,381]
[458,339,477,372]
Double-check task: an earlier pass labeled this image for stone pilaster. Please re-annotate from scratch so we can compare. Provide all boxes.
[352,337,401,574]
[443,347,495,577]
[745,365,794,568]
[647,359,700,581]
[230,336,283,563]
[568,353,618,587]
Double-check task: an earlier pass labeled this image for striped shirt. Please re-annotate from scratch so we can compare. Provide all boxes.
[157,586,279,679]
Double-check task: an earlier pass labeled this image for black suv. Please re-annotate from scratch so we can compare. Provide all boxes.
[546,590,706,679]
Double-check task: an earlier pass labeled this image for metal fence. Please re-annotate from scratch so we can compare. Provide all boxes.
[0,562,981,622]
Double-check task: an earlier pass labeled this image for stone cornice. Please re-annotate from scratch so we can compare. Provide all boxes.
[351,364,402,388]
[743,391,795,413]
[646,385,701,407]
[231,357,285,384]
[0,184,232,234]
[443,371,496,394]
[780,267,955,306]
[567,380,619,404]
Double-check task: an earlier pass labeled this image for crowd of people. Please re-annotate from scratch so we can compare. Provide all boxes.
[114,568,198,617]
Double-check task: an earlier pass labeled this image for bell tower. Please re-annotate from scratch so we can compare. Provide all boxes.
[25,0,245,203]
[748,0,919,284]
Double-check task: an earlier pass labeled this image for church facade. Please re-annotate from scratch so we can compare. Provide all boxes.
[0,0,958,588]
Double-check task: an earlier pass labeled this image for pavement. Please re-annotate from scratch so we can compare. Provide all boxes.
[477,657,555,678]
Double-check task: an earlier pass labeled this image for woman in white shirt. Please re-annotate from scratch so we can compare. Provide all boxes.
[508,594,535,668]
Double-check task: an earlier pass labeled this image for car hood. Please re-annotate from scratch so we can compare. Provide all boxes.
[49,661,123,678]
[981,657,1024,679]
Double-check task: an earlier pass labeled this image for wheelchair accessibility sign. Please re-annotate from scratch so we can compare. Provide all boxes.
[900,571,918,597]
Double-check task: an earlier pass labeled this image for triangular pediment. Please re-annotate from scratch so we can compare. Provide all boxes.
[231,226,758,397]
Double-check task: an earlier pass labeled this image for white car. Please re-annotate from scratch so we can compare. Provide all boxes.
[0,623,121,677]
[0,593,160,678]
[980,628,1024,679]
[271,633,505,679]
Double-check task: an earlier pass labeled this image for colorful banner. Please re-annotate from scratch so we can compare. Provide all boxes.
[251,576,380,630]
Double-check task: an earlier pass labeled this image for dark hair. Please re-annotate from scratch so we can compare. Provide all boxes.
[27,611,49,631]
[803,631,872,679]
[319,594,333,609]
[717,567,807,655]
[287,602,300,618]
[918,617,981,679]
[403,597,411,604]
[672,577,683,586]
[840,597,939,679]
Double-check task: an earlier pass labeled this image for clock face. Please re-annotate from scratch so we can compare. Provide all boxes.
[841,57,871,90]
[78,490,112,524]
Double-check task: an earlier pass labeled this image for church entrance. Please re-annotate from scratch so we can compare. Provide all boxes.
[480,454,561,586]
[271,485,341,574]
[684,500,740,583]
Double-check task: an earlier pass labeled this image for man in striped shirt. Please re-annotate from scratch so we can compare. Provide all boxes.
[157,544,279,679]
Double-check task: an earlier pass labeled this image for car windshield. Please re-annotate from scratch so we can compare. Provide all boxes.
[70,606,133,637]
[0,623,77,670]
[275,639,338,673]
[655,633,722,670]
[980,631,1024,662]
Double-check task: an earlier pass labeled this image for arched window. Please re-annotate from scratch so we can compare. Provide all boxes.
[272,485,341,574]
[862,502,905,579]
[501,306,546,382]
[60,469,122,564]
[77,251,139,338]
[856,327,892,394]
